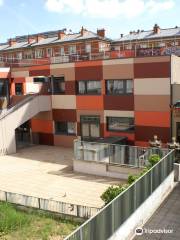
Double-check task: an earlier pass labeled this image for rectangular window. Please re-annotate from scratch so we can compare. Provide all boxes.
[33,77,47,83]
[68,45,76,54]
[106,80,133,95]
[15,83,23,95]
[46,48,53,57]
[78,81,101,95]
[60,47,65,55]
[55,122,76,135]
[0,80,6,97]
[53,76,65,94]
[35,49,44,58]
[16,52,22,60]
[85,43,91,53]
[107,117,134,132]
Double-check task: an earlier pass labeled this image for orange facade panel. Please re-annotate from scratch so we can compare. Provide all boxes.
[31,119,53,133]
[135,111,170,127]
[76,96,104,110]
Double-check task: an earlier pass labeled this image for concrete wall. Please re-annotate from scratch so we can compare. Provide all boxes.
[108,171,175,240]
[73,159,141,179]
[0,95,51,155]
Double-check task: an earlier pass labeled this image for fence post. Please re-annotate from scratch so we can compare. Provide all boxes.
[38,198,41,209]
[5,191,7,202]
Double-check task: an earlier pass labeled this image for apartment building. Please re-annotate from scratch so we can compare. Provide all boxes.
[112,24,180,57]
[0,25,180,154]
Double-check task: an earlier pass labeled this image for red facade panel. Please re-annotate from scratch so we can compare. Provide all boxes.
[134,62,170,78]
[135,126,170,142]
[104,95,134,110]
[52,109,77,122]
[65,81,76,94]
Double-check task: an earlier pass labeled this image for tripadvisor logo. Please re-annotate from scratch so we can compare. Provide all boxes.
[135,227,143,235]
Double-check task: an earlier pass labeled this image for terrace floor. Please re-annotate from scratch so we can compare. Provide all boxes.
[134,182,180,240]
[0,145,124,208]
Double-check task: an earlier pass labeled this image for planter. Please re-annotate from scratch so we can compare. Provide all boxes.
[174,163,180,182]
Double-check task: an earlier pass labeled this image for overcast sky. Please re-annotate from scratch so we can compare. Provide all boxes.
[0,0,179,42]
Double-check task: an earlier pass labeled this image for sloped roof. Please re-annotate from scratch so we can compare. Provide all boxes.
[5,41,32,50]
[114,27,180,42]
[0,44,9,51]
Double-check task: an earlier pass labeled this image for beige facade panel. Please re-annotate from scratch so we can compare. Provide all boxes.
[103,64,134,79]
[104,110,134,123]
[50,67,75,81]
[11,71,29,78]
[50,62,74,69]
[134,78,170,95]
[103,58,134,66]
[77,110,104,123]
[134,95,170,112]
[11,67,30,72]
[171,55,180,84]
[26,82,41,94]
[52,95,76,109]
[134,56,170,64]
[172,84,180,104]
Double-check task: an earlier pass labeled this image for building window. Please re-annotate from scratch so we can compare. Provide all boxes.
[24,51,32,59]
[0,80,6,97]
[15,83,23,95]
[106,80,133,95]
[68,45,76,54]
[33,77,48,83]
[35,49,44,58]
[85,43,91,53]
[60,47,65,55]
[55,122,76,135]
[16,52,22,60]
[46,48,53,57]
[99,42,107,52]
[107,117,134,132]
[52,76,65,94]
[158,42,166,47]
[78,81,101,95]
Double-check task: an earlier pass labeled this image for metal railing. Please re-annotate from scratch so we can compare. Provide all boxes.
[0,190,99,219]
[74,140,169,168]
[65,149,175,240]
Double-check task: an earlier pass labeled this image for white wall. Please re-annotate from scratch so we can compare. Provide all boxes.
[0,95,51,155]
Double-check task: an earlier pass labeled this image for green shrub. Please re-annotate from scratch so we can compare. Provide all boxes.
[101,185,128,205]
[148,154,160,166]
[127,174,139,184]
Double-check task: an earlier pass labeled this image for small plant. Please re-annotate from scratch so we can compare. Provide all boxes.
[127,174,139,184]
[148,154,160,166]
[101,185,128,205]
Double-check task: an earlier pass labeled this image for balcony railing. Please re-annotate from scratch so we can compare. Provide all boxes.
[74,140,170,168]
[0,46,179,67]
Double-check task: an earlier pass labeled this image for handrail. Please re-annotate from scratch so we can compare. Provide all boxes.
[0,94,38,120]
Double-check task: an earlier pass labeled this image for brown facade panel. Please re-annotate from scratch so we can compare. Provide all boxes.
[65,81,76,94]
[134,62,170,78]
[75,66,103,80]
[29,69,50,76]
[52,109,77,122]
[39,133,54,145]
[135,126,170,142]
[134,95,170,112]
[54,135,77,147]
[104,95,134,110]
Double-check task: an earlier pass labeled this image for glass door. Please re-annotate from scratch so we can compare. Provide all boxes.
[80,116,100,140]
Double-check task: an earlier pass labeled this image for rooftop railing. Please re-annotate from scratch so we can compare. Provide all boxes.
[65,149,175,240]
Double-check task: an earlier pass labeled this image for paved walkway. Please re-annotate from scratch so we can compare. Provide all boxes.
[134,183,180,240]
[0,145,124,208]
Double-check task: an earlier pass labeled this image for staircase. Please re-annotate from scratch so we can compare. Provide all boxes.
[0,94,51,155]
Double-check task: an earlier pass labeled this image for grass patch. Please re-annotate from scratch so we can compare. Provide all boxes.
[0,202,79,240]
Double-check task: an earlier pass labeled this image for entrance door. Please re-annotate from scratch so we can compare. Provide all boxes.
[81,116,100,140]
[177,122,180,142]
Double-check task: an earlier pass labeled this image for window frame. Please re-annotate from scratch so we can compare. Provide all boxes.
[77,80,101,95]
[15,83,23,96]
[106,79,133,95]
[52,76,65,94]
[107,117,135,132]
[55,121,76,136]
